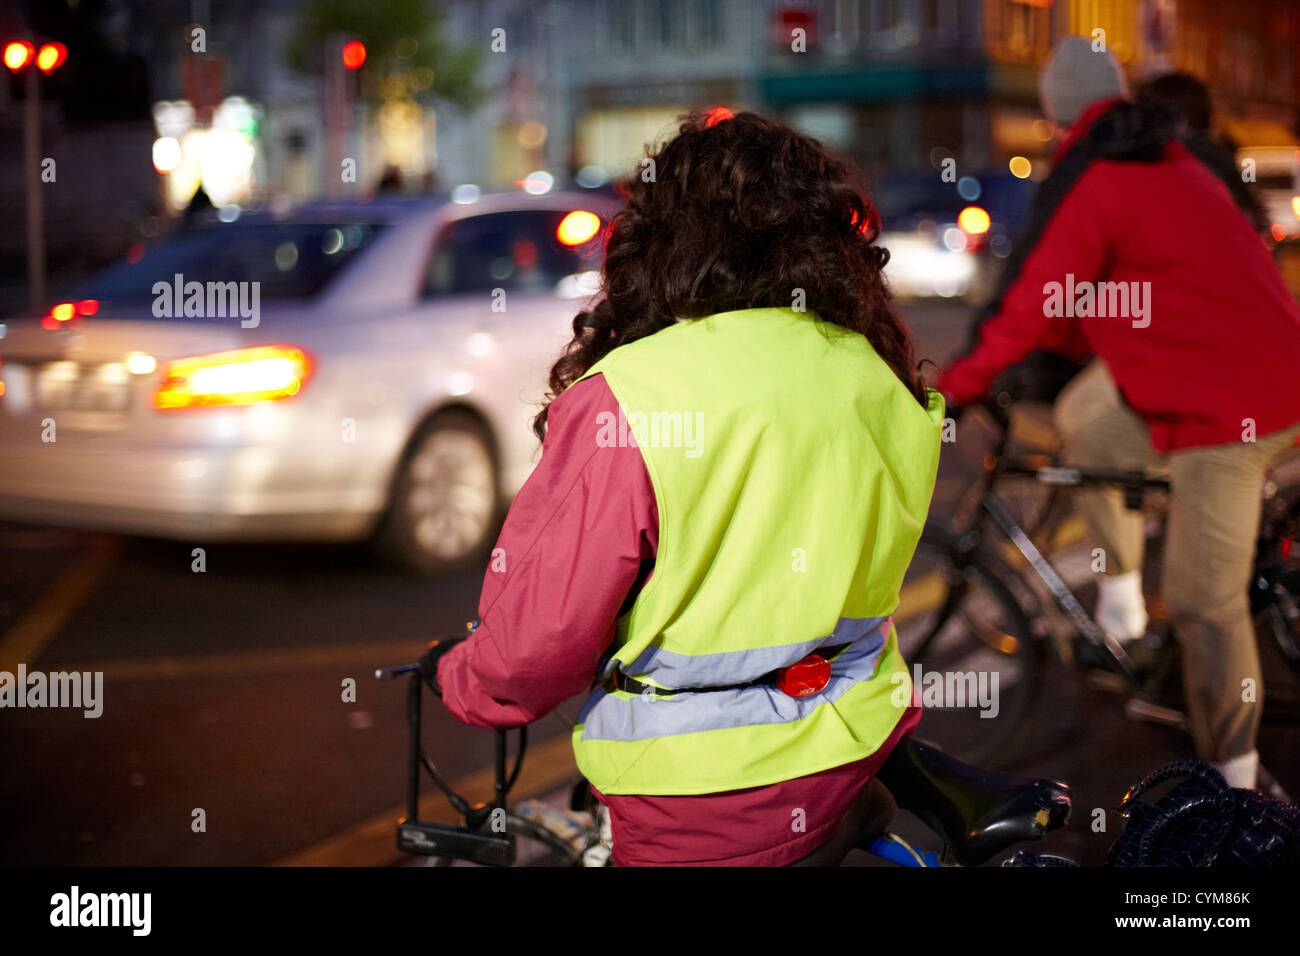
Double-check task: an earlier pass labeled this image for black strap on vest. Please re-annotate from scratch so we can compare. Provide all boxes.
[607,643,851,698]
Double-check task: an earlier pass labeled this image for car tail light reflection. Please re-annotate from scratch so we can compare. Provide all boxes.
[153,345,313,409]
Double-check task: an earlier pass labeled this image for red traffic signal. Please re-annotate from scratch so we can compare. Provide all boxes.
[341,40,366,70]
[3,40,35,72]
[36,42,67,74]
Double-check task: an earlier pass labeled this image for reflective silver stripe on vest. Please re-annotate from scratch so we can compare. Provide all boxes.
[577,618,891,742]
[619,614,889,690]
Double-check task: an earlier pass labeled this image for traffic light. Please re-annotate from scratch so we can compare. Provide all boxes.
[5,35,68,310]
[341,40,366,70]
[4,38,67,75]
[3,40,35,72]
[36,42,67,75]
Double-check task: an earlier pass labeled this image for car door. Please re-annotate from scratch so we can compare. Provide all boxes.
[416,205,605,495]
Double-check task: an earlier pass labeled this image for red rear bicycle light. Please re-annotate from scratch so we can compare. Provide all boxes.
[705,105,734,127]
[776,654,832,698]
[1283,535,1293,561]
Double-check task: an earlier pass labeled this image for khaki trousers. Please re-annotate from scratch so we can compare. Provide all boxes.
[1052,360,1300,762]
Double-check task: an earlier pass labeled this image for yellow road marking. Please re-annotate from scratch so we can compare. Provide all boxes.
[0,536,119,674]
[43,518,1087,684]
[16,511,1087,866]
[895,570,948,622]
[71,519,1086,685]
[74,638,431,683]
[272,734,579,867]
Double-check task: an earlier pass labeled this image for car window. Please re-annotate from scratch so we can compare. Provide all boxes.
[424,209,603,297]
[77,222,385,310]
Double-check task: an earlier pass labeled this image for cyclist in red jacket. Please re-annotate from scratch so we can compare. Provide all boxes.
[940,37,1300,791]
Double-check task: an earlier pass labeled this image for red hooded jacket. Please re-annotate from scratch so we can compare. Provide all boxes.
[940,98,1300,452]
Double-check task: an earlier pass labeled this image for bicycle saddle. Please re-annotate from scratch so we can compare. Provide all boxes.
[876,736,1072,866]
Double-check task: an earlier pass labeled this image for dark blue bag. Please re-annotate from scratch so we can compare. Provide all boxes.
[1104,759,1300,867]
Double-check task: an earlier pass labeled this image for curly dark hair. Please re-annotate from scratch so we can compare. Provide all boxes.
[533,107,928,440]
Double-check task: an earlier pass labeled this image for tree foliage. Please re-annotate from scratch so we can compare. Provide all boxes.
[287,0,484,110]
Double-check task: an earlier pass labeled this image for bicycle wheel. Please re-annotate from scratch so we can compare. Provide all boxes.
[1252,478,1300,729]
[506,807,594,866]
[895,524,1046,769]
[1256,480,1300,683]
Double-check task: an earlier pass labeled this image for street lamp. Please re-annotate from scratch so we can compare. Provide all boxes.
[5,36,68,308]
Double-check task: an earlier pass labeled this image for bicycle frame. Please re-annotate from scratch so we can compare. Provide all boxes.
[954,397,1171,695]
[865,834,944,867]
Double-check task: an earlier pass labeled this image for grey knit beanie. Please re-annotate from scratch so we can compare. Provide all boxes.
[1039,35,1129,126]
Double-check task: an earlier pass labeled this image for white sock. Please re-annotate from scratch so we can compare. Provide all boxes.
[1212,750,1259,789]
[1096,570,1148,643]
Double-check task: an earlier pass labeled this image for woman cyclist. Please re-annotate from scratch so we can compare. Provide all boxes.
[426,108,944,866]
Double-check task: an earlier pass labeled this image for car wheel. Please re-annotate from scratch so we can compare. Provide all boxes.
[378,410,499,575]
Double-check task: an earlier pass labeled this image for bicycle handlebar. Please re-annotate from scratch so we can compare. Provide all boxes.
[967,389,1169,509]
[374,663,419,680]
[375,622,528,835]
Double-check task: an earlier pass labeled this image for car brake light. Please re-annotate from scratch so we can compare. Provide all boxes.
[51,302,75,321]
[153,345,313,409]
[958,206,990,235]
[556,210,601,246]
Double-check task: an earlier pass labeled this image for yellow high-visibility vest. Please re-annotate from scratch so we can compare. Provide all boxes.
[571,307,943,795]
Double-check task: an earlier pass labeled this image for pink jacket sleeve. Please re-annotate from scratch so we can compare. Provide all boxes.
[436,374,659,729]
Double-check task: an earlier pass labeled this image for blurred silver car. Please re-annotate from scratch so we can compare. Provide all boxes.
[0,190,618,572]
